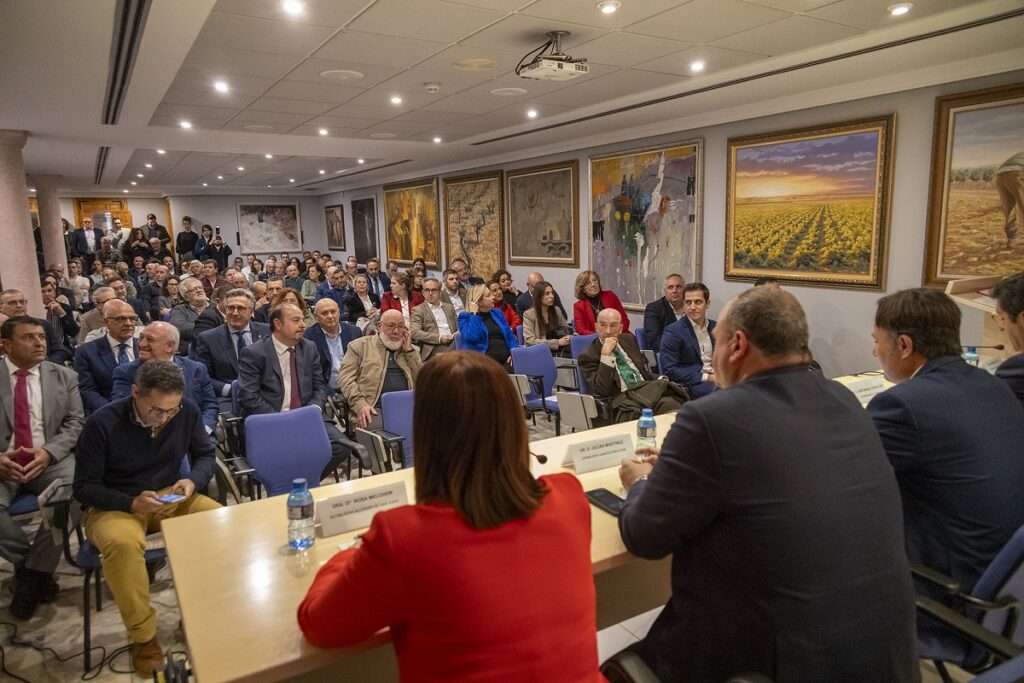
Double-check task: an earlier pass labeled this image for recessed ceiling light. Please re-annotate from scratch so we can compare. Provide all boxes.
[179,120,192,129]
[136,173,144,178]
[202,182,208,187]
[130,181,137,186]
[357,159,365,164]
[217,175,224,180]
[491,87,527,97]
[433,136,442,143]
[888,2,912,15]
[267,185,272,188]
[28,188,35,192]
[527,109,538,119]
[282,0,304,15]
[452,58,496,72]
[244,124,275,132]
[144,163,153,168]
[390,95,403,105]
[319,169,326,174]
[156,149,166,154]
[213,81,229,93]
[122,189,129,193]
[689,59,706,73]
[237,166,245,171]
[320,69,364,81]
[319,128,328,136]
[289,178,295,182]
[370,132,396,139]
[264,153,273,159]
[597,0,620,14]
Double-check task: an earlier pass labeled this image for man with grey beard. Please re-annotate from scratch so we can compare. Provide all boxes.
[338,309,421,430]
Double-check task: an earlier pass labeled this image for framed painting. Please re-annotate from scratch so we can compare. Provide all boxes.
[725,116,894,289]
[351,196,378,264]
[590,143,701,310]
[236,202,301,254]
[924,83,1024,286]
[444,171,504,280]
[324,204,345,251]
[506,160,579,267]
[383,177,441,269]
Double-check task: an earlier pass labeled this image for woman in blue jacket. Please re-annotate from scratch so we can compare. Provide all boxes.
[457,284,517,370]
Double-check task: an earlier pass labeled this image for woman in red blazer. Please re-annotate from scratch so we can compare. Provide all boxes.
[298,352,604,683]
[572,270,630,335]
[487,279,521,331]
[379,270,424,322]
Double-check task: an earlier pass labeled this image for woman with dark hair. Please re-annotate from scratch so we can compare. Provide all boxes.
[271,287,316,327]
[491,269,520,309]
[298,351,601,681]
[302,263,325,304]
[407,268,424,293]
[523,280,572,355]
[380,271,423,323]
[572,269,629,335]
[346,274,381,331]
[194,224,214,262]
[159,276,182,313]
[122,227,153,263]
[411,257,427,277]
[457,284,517,368]
[487,280,521,331]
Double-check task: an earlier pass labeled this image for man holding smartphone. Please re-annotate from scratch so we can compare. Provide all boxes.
[73,360,220,677]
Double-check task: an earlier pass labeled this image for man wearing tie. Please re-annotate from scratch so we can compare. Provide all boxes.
[364,257,391,299]
[74,300,139,415]
[192,289,270,413]
[0,316,84,619]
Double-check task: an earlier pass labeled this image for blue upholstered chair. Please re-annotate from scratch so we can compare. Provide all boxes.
[244,406,332,497]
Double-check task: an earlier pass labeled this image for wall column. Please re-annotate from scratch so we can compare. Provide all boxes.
[0,130,42,315]
[31,173,66,275]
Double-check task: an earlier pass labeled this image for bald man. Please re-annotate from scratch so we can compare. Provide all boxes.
[74,299,140,415]
[515,271,567,319]
[305,298,362,391]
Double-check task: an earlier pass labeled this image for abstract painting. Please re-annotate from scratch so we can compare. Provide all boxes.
[507,160,579,267]
[725,116,894,289]
[590,143,701,309]
[351,197,378,264]
[236,203,301,254]
[444,171,503,280]
[383,178,441,269]
[925,83,1024,285]
[324,204,345,251]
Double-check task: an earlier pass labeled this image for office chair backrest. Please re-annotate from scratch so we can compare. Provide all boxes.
[381,389,415,468]
[452,331,463,350]
[570,333,599,395]
[516,325,524,346]
[511,344,556,402]
[975,525,1024,643]
[634,327,646,351]
[244,406,332,497]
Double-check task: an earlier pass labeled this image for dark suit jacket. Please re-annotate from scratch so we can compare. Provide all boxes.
[365,273,391,299]
[660,317,716,387]
[237,337,326,416]
[0,361,84,462]
[344,292,380,324]
[253,303,270,324]
[70,227,105,259]
[621,365,918,682]
[140,281,163,322]
[997,352,1024,408]
[578,334,652,399]
[304,323,362,388]
[43,320,72,365]
[867,355,1024,593]
[642,297,680,352]
[192,322,271,395]
[111,356,219,432]
[514,289,567,320]
[74,336,139,414]
[126,297,147,322]
[193,306,224,336]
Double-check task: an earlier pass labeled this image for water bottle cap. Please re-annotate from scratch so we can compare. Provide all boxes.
[292,478,307,487]
[967,346,976,353]
[640,408,653,418]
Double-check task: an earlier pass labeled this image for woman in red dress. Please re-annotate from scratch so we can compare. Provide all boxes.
[572,270,629,335]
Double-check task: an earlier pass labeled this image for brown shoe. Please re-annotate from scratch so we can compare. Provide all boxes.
[131,637,164,677]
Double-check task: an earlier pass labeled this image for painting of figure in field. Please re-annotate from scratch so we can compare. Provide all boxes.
[726,117,893,289]
[383,180,440,269]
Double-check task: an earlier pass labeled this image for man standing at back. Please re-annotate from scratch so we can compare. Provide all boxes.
[617,287,918,682]
[867,287,1024,594]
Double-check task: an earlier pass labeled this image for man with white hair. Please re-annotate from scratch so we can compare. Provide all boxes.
[305,298,361,391]
[169,278,209,355]
[338,309,421,430]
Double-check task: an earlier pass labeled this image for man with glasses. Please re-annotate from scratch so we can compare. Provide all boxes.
[74,300,139,415]
[74,359,220,676]
[0,289,71,364]
[410,277,457,360]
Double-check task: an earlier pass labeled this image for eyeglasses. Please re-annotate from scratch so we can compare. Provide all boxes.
[422,287,439,292]
[379,322,406,330]
[105,315,139,323]
[147,404,181,418]
[224,305,251,313]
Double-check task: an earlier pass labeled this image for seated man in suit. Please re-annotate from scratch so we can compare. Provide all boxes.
[76,286,115,343]
[314,267,354,316]
[513,271,567,320]
[237,303,354,478]
[107,277,148,324]
[253,276,284,324]
[410,277,457,361]
[992,272,1024,406]
[0,289,72,365]
[305,298,361,392]
[0,316,84,619]
[660,282,717,398]
[40,279,78,353]
[642,273,686,352]
[439,268,468,314]
[450,257,484,287]
[192,289,270,412]
[111,322,219,435]
[194,284,229,336]
[169,278,209,355]
[74,360,220,676]
[578,309,688,424]
[364,257,391,300]
[867,287,1024,595]
[617,287,918,682]
[338,309,422,431]
[74,299,139,415]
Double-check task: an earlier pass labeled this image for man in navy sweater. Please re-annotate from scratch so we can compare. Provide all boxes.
[73,360,220,677]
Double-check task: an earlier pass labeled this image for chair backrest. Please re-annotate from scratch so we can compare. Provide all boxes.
[634,327,647,351]
[244,406,332,497]
[230,379,241,416]
[511,344,557,400]
[556,391,599,431]
[452,331,463,350]
[971,653,1024,683]
[974,525,1024,643]
[570,333,599,395]
[509,374,532,407]
[381,389,415,468]
[516,324,524,345]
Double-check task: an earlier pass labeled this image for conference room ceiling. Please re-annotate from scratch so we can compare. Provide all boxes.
[1,0,1022,196]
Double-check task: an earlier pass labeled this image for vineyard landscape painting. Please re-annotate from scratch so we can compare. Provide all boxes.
[725,116,894,289]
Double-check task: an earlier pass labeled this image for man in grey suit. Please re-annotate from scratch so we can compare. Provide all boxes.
[617,288,917,682]
[0,316,85,619]
[410,277,457,360]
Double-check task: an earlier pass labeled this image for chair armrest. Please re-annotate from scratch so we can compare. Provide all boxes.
[910,563,960,594]
[221,456,256,477]
[917,596,1023,662]
[600,651,662,683]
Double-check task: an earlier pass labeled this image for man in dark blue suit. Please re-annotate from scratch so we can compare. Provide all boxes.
[617,287,917,682]
[659,282,716,398]
[314,267,354,320]
[253,277,284,324]
[74,300,139,415]
[192,288,270,413]
[305,298,361,392]
[70,218,105,273]
[867,288,1024,595]
[513,271,567,320]
[364,257,391,300]
[993,273,1024,407]
[642,274,686,352]
[111,322,219,435]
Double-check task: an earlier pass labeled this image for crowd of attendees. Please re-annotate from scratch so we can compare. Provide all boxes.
[3,212,1024,680]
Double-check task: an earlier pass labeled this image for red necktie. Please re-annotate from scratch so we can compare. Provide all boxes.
[13,369,33,450]
[287,348,302,410]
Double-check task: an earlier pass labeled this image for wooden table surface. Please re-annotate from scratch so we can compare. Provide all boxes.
[163,413,677,683]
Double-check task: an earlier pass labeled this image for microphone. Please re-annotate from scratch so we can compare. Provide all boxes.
[962,344,1005,351]
[530,451,548,465]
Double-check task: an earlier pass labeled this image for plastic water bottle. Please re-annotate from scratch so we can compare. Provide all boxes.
[287,478,315,550]
[962,346,980,367]
[637,408,657,451]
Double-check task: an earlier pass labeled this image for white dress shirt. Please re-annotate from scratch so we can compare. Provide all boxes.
[5,357,44,448]
[426,301,452,336]
[107,334,135,364]
[446,288,464,314]
[272,335,296,411]
[689,317,713,381]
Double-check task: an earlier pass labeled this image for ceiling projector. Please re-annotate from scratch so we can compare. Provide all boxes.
[517,31,588,82]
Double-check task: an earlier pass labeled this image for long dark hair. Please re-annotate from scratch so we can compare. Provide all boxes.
[531,280,559,334]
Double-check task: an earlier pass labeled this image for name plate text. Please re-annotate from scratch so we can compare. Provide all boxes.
[840,376,886,406]
[563,434,634,474]
[316,482,408,538]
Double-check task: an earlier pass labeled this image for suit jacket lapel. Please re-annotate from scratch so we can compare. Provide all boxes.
[683,319,701,357]
[97,338,116,373]
[40,363,59,439]
[0,370,12,434]
[266,338,283,383]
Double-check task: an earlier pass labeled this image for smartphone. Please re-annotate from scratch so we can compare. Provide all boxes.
[157,493,186,504]
[585,488,625,517]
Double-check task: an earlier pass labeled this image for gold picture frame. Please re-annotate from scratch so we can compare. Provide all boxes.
[443,170,504,280]
[383,177,441,269]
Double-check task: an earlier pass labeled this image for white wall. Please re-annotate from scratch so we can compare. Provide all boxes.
[56,196,167,228]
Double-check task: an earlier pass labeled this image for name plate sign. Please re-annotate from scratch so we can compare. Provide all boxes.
[316,482,408,538]
[563,434,634,474]
[840,376,886,406]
